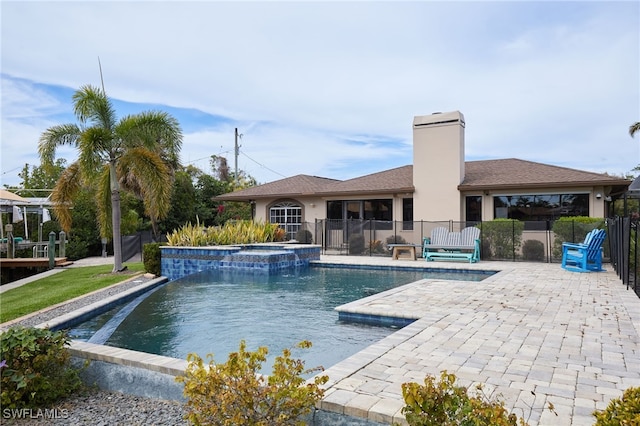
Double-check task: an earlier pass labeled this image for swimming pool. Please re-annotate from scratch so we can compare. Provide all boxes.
[69,266,491,372]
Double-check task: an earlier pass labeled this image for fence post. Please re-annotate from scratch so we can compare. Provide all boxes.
[512,220,515,261]
[59,231,66,258]
[369,220,373,256]
[5,224,14,259]
[48,231,56,269]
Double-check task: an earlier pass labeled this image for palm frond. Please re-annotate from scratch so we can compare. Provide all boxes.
[117,148,172,222]
[95,165,113,239]
[78,127,112,175]
[630,122,640,138]
[116,111,183,169]
[73,85,117,130]
[38,124,81,166]
[51,162,83,232]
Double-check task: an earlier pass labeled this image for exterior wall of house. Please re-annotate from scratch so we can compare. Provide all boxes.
[254,197,327,224]
[413,111,465,222]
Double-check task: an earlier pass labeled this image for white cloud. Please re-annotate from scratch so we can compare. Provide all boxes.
[1,1,638,187]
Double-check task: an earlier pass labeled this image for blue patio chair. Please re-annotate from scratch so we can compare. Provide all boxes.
[561,229,606,272]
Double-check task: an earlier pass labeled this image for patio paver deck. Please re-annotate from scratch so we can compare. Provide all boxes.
[314,256,640,426]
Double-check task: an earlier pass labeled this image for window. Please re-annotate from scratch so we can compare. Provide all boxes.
[493,193,589,222]
[327,201,343,220]
[364,199,392,221]
[403,198,413,230]
[269,202,302,240]
[325,199,394,229]
[465,196,482,223]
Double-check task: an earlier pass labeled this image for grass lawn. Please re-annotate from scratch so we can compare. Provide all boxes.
[0,262,145,324]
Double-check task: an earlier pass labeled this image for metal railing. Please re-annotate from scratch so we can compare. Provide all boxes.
[290,219,608,263]
[607,217,640,298]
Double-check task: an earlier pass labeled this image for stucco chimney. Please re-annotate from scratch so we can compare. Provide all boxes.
[412,111,465,221]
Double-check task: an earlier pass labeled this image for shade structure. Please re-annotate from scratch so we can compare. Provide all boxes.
[628,175,640,194]
[0,190,30,240]
[0,189,28,203]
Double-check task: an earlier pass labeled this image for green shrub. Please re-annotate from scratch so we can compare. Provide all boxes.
[401,371,540,426]
[593,386,640,425]
[479,219,524,260]
[551,217,604,260]
[0,327,82,409]
[143,242,165,276]
[522,240,545,261]
[295,229,313,244]
[348,234,365,255]
[176,340,328,426]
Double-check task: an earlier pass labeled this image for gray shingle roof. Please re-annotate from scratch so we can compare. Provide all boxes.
[316,165,413,196]
[217,175,340,200]
[216,158,630,201]
[459,158,629,190]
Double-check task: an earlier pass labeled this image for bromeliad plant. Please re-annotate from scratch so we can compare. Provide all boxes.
[166,220,286,246]
[177,340,328,426]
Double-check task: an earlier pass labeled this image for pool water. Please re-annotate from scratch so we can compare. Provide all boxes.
[69,266,489,372]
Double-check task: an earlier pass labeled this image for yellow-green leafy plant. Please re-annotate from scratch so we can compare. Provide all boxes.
[593,386,640,425]
[400,371,549,426]
[166,220,210,246]
[166,220,285,246]
[177,340,328,426]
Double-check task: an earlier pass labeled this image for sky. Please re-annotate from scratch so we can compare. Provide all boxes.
[1,1,639,189]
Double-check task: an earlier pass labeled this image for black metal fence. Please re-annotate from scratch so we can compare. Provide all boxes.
[121,230,163,262]
[607,217,640,298]
[294,219,608,263]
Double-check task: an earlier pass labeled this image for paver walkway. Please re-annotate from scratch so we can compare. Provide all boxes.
[315,257,640,426]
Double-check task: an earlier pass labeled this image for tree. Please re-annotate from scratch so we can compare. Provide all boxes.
[158,169,198,234]
[630,122,640,138]
[39,85,182,272]
[17,159,67,195]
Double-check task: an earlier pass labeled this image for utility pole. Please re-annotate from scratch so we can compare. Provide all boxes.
[234,128,241,186]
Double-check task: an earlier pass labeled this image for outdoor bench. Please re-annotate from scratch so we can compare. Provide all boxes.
[423,227,480,263]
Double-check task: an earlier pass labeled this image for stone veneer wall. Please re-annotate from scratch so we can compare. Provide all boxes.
[160,244,321,281]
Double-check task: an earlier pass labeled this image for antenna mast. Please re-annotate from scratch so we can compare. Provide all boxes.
[98,57,106,93]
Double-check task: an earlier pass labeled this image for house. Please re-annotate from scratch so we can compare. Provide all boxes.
[216,111,630,242]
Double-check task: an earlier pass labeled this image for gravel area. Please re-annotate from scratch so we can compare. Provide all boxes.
[1,271,191,425]
[1,388,189,425]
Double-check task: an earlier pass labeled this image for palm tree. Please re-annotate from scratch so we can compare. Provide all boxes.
[39,85,182,272]
[631,122,640,138]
